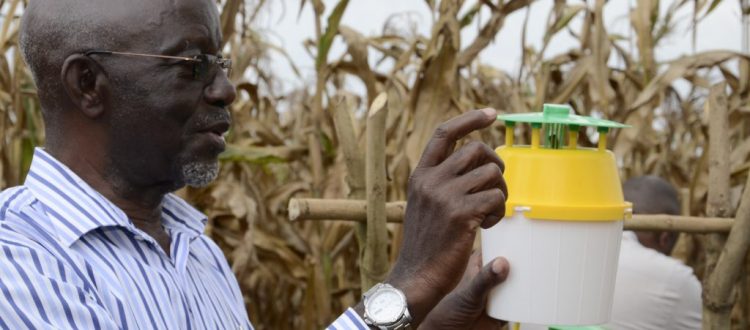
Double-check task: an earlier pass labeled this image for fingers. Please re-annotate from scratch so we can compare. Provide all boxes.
[460,250,483,285]
[464,188,507,229]
[462,257,510,307]
[455,162,505,194]
[442,141,504,176]
[417,109,497,168]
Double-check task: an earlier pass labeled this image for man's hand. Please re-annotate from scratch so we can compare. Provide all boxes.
[419,251,509,329]
[386,108,508,325]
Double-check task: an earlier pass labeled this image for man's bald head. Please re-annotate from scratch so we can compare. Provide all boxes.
[624,175,681,255]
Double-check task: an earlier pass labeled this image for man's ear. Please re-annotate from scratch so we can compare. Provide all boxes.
[61,55,107,118]
[658,231,677,255]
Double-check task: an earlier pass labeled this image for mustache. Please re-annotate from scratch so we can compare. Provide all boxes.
[193,108,232,128]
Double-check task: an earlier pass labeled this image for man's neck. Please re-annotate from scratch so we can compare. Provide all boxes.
[47,145,177,256]
[45,145,167,224]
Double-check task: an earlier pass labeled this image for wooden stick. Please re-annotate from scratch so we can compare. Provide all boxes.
[288,198,733,233]
[289,199,406,223]
[361,93,390,290]
[702,83,734,330]
[705,172,750,324]
[625,215,733,233]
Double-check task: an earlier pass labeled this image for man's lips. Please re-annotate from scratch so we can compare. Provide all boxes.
[194,120,230,150]
[197,121,230,136]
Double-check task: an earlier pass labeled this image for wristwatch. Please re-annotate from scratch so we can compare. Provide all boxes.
[362,283,412,330]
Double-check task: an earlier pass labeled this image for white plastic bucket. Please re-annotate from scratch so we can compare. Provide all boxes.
[481,208,624,326]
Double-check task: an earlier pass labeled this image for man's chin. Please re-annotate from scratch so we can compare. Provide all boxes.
[181,161,220,188]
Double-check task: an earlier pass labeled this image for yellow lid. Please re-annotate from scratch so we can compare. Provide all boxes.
[497,145,631,222]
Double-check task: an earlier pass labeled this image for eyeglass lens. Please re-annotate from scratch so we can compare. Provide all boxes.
[192,54,231,80]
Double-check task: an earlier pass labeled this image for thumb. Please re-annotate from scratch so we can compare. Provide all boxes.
[463,257,510,305]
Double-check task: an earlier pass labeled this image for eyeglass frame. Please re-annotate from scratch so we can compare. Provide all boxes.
[83,50,232,81]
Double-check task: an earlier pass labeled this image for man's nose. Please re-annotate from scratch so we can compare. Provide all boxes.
[204,71,237,107]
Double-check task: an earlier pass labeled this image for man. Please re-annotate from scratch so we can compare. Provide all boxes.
[605,176,702,330]
[0,0,509,328]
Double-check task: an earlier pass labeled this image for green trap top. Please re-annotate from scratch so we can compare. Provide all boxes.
[498,104,630,130]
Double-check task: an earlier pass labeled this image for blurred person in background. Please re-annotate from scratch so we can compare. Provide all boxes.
[606,175,702,330]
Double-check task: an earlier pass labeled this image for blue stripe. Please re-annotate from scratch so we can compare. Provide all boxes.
[57,259,67,281]
[116,299,129,330]
[200,238,227,277]
[76,288,102,329]
[85,262,98,288]
[0,310,10,330]
[157,249,169,269]
[49,278,79,328]
[172,232,182,261]
[163,208,199,232]
[0,237,36,249]
[29,247,44,273]
[181,296,193,330]
[3,246,51,323]
[345,308,368,330]
[38,202,84,237]
[0,276,37,328]
[0,188,24,219]
[125,234,151,266]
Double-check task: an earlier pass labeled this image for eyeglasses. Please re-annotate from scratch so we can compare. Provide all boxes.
[84,50,232,80]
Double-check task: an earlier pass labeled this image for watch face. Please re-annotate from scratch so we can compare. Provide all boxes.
[367,289,405,324]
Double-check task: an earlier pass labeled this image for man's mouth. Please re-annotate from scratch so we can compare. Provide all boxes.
[200,121,230,136]
[196,121,230,148]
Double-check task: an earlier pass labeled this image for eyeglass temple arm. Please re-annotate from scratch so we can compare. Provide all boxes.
[84,50,196,62]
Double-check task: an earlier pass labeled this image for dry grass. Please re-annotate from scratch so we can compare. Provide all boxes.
[2,0,749,329]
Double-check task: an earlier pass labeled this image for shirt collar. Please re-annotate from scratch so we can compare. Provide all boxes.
[161,194,207,238]
[24,148,206,246]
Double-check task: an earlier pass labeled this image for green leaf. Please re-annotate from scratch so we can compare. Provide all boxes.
[459,3,481,29]
[315,0,350,70]
[544,4,586,43]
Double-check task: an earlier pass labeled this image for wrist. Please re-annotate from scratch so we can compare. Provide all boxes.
[384,267,444,326]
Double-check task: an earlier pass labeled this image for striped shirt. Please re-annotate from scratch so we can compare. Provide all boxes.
[0,148,368,329]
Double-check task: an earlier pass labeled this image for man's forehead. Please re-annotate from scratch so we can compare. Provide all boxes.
[104,0,221,49]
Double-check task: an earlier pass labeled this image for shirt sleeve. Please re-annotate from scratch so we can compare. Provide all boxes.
[326,308,369,330]
[0,232,119,330]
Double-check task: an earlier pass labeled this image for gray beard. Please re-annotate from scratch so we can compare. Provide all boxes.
[181,161,220,187]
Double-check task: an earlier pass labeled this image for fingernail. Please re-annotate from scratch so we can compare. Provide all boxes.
[481,108,497,119]
[492,259,508,276]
